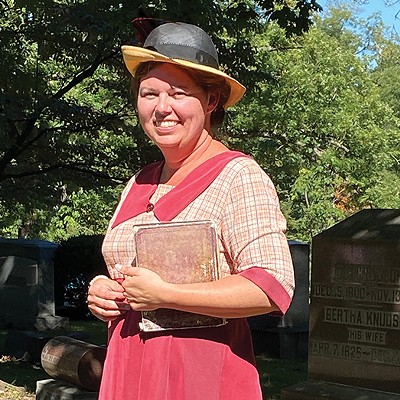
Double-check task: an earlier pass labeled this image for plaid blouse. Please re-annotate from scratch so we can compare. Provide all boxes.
[102,153,294,313]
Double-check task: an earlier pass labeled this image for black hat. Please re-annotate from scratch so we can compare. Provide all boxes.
[121,22,246,108]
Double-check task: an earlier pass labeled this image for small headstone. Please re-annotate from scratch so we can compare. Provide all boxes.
[282,209,400,399]
[0,238,68,330]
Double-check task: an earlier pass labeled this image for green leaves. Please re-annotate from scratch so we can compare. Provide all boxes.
[227,7,400,241]
[0,0,326,240]
[1,0,398,243]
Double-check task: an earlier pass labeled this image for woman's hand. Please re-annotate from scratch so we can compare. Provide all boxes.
[116,264,170,311]
[114,265,276,318]
[87,276,131,322]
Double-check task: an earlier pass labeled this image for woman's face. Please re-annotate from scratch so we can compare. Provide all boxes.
[137,63,215,154]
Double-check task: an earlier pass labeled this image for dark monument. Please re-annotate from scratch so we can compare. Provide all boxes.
[249,240,310,360]
[0,238,68,330]
[282,209,400,399]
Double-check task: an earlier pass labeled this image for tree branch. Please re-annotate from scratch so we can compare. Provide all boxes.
[52,49,119,100]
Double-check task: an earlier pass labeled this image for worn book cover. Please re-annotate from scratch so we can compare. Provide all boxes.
[133,220,226,331]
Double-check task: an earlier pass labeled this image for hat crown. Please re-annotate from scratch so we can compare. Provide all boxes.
[144,22,219,69]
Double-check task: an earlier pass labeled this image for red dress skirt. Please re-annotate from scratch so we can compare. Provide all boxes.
[98,310,263,400]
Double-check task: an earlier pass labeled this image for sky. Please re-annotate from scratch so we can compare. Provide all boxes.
[317,0,400,33]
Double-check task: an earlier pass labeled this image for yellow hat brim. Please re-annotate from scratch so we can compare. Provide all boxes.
[121,45,246,109]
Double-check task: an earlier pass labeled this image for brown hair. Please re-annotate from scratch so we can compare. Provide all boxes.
[130,61,231,127]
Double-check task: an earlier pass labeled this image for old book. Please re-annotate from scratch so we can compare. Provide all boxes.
[133,220,226,331]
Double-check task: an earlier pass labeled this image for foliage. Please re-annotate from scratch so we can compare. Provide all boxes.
[226,8,400,241]
[371,34,400,118]
[0,186,119,240]
[0,0,321,240]
[0,0,143,239]
[1,1,399,244]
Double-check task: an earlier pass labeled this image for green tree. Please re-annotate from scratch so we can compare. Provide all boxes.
[0,0,143,238]
[227,7,400,241]
[372,35,400,118]
[0,0,321,239]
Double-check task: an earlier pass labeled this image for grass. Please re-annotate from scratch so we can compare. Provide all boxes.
[0,320,307,399]
[257,355,307,399]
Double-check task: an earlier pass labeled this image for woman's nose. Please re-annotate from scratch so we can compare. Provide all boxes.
[155,92,171,114]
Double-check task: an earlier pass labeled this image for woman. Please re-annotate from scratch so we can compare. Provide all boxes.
[87,21,294,400]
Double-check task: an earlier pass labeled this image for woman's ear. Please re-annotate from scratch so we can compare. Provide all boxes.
[207,92,220,114]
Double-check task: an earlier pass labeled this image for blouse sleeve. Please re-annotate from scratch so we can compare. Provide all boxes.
[221,158,294,313]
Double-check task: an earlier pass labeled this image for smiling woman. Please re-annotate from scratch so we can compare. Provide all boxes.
[86,20,294,400]
[132,61,232,129]
[136,63,215,165]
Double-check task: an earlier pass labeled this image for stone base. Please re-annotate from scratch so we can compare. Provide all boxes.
[35,315,69,331]
[36,379,98,400]
[281,380,400,400]
[0,314,69,331]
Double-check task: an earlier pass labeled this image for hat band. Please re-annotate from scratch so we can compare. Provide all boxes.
[145,43,219,70]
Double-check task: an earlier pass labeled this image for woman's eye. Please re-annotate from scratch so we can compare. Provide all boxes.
[139,90,157,99]
[171,91,187,99]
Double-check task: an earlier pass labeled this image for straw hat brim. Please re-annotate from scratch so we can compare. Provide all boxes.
[122,45,246,109]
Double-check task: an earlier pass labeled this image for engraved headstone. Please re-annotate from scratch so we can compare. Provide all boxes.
[0,238,68,330]
[281,209,400,399]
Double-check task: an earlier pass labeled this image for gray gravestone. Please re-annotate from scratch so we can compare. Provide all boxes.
[282,209,400,399]
[0,238,68,330]
[249,240,310,359]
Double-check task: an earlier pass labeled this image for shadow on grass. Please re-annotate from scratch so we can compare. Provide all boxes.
[257,355,307,400]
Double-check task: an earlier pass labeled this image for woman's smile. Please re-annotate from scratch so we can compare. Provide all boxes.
[155,120,179,129]
[137,63,212,153]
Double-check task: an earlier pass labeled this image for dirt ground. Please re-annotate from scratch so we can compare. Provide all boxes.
[0,381,35,400]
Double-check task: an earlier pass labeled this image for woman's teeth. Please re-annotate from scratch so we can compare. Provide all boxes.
[156,121,178,128]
